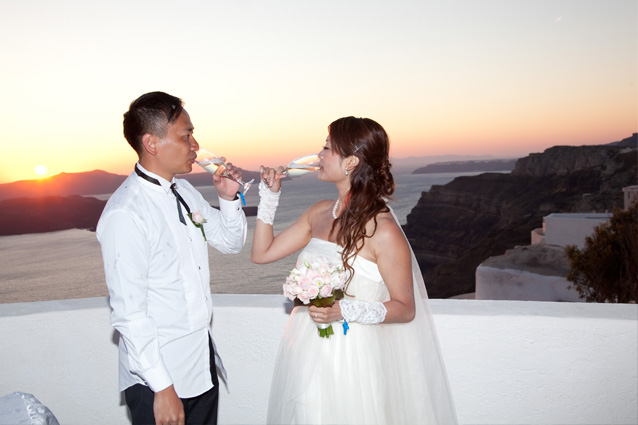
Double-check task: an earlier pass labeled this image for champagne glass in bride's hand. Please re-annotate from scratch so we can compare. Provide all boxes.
[195,148,254,195]
[283,153,320,176]
[263,153,320,178]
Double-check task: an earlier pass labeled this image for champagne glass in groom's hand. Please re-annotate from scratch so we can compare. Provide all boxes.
[195,148,254,195]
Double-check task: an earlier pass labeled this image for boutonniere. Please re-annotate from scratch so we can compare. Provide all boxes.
[188,211,207,241]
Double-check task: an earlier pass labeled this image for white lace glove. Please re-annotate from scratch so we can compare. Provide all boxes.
[340,299,387,325]
[257,180,281,225]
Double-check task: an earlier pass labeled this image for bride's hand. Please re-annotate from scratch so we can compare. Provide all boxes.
[308,302,343,323]
[260,166,286,192]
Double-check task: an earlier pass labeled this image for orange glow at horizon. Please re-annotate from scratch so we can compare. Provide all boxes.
[2,124,635,185]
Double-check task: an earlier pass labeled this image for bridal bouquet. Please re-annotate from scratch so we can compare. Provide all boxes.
[284,257,347,338]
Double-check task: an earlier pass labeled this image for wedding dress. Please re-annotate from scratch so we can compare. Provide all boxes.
[267,212,458,425]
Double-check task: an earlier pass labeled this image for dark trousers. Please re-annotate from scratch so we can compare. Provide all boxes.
[124,338,220,425]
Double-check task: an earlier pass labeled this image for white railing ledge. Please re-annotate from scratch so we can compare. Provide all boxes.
[3,294,635,320]
[1,296,636,425]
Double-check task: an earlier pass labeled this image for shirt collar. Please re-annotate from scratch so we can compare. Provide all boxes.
[134,163,174,193]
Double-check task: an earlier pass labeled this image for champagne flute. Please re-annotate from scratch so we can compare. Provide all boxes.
[195,148,254,195]
[279,154,321,177]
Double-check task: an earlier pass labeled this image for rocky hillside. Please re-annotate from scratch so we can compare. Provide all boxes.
[403,144,637,298]
[413,158,517,174]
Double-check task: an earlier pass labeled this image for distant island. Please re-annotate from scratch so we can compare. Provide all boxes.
[412,158,517,174]
[0,195,107,235]
[0,169,262,202]
[0,167,263,236]
[0,196,257,236]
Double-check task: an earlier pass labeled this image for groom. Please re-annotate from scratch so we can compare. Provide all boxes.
[97,91,247,425]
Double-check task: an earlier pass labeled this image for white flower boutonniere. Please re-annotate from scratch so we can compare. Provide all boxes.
[188,211,207,241]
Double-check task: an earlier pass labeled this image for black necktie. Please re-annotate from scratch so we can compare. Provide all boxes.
[135,165,190,225]
[170,183,189,225]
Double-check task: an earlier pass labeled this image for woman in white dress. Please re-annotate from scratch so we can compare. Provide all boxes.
[252,117,457,425]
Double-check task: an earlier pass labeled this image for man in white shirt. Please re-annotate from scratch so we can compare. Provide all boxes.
[97,92,247,425]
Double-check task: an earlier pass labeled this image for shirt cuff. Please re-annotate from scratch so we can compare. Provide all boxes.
[144,363,173,393]
[218,195,244,218]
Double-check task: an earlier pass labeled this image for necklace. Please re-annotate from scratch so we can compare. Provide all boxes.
[332,199,339,219]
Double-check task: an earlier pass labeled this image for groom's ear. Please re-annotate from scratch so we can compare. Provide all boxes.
[141,133,159,157]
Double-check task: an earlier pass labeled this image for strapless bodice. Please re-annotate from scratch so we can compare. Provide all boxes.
[296,238,389,303]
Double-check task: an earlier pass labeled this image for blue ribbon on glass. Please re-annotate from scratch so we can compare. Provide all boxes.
[238,192,246,206]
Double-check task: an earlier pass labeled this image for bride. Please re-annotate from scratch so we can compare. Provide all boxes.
[252,117,457,424]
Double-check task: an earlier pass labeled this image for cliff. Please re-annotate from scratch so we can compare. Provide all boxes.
[403,144,637,298]
[413,158,517,174]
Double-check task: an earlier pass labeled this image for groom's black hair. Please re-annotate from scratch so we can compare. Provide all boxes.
[123,91,184,155]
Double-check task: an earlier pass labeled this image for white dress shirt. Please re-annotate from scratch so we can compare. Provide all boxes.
[96,163,247,398]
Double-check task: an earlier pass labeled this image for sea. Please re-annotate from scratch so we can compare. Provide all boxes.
[0,172,482,304]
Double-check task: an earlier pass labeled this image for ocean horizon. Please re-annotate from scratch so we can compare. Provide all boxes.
[0,172,484,304]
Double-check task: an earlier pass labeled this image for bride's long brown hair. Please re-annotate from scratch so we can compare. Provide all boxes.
[328,117,395,288]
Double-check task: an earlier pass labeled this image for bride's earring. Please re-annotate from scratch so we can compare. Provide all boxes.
[345,169,349,176]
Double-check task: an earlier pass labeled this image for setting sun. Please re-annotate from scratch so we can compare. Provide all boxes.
[34,165,48,176]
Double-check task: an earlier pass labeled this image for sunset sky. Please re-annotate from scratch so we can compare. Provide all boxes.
[0,0,636,184]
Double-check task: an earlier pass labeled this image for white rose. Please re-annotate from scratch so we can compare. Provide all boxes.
[191,211,205,224]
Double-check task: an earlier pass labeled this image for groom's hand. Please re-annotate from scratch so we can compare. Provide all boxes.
[154,385,185,425]
[213,158,242,200]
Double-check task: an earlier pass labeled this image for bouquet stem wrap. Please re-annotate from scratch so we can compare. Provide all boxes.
[310,290,344,338]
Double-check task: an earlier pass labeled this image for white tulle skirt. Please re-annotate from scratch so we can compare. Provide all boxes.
[266,238,457,425]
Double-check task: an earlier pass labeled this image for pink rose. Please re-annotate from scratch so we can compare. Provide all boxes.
[320,284,333,298]
[297,291,310,304]
[299,276,313,289]
[306,285,320,299]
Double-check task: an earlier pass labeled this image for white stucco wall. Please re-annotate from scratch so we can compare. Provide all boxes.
[624,185,638,208]
[530,227,545,245]
[1,296,636,425]
[475,265,583,302]
[543,213,611,248]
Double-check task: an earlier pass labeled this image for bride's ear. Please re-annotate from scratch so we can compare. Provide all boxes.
[346,155,359,172]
